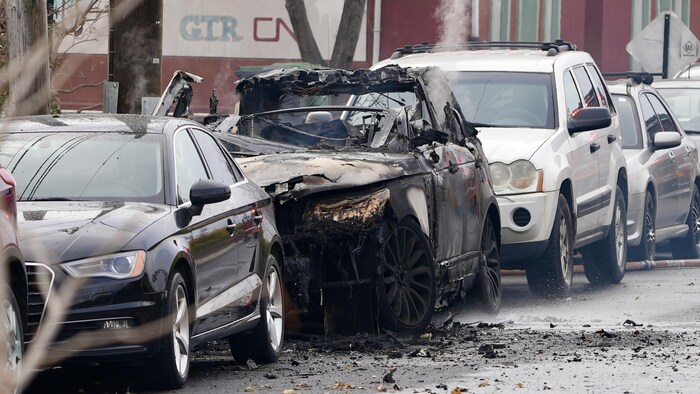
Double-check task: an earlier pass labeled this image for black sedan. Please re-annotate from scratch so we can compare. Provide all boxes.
[0,114,284,389]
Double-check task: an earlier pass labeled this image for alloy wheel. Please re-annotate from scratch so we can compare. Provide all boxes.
[265,267,283,353]
[173,284,190,378]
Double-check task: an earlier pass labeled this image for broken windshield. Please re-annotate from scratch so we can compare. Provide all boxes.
[236,106,394,149]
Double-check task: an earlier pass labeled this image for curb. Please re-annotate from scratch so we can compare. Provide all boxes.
[502,258,700,276]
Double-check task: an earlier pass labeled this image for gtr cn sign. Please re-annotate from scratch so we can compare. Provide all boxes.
[627,11,700,78]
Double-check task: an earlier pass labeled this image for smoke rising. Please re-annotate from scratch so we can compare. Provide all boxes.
[436,0,472,45]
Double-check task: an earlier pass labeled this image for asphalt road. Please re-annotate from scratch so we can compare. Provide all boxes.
[25,266,700,393]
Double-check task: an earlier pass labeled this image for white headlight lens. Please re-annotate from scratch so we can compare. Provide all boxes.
[61,251,146,279]
[509,160,538,190]
[489,162,510,190]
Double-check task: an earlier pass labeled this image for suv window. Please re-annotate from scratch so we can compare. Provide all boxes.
[586,64,612,110]
[573,66,600,107]
[645,93,678,132]
[447,71,554,129]
[563,70,582,114]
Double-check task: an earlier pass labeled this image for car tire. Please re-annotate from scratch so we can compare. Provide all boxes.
[526,193,574,297]
[629,191,655,262]
[144,271,190,390]
[670,185,700,259]
[470,215,501,313]
[1,285,22,394]
[583,186,627,285]
[377,219,436,336]
[229,254,284,364]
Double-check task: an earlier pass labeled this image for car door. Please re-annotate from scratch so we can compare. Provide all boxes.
[172,129,248,334]
[646,93,694,225]
[638,93,680,229]
[564,68,600,237]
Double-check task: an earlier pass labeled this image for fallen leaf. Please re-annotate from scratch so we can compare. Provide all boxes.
[516,383,525,388]
[244,386,255,392]
[479,381,490,387]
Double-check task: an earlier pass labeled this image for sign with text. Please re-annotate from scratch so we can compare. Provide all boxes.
[627,11,700,76]
[162,0,367,61]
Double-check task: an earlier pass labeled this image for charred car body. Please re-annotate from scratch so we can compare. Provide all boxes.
[210,65,501,335]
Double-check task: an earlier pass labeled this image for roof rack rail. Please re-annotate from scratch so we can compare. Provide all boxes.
[602,72,660,85]
[390,39,577,59]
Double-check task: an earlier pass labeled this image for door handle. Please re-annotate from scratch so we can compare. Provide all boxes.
[253,214,263,225]
[590,143,601,153]
[607,134,617,143]
[669,151,676,160]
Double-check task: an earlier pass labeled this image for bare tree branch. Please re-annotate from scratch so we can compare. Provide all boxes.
[285,0,326,66]
[56,80,105,94]
[330,0,367,69]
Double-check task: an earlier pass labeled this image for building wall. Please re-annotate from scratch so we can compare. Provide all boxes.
[54,0,700,114]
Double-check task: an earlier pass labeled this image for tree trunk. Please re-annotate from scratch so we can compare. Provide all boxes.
[111,0,162,114]
[330,0,366,69]
[285,0,326,66]
[5,0,51,116]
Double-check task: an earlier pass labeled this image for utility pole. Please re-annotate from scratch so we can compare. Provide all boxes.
[110,0,162,113]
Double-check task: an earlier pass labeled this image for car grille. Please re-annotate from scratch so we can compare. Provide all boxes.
[25,263,54,342]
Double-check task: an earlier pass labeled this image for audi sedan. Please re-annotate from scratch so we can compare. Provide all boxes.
[0,114,284,389]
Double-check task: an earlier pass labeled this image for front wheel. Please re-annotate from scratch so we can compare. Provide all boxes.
[470,215,501,313]
[526,193,574,297]
[1,286,22,394]
[230,254,284,364]
[670,185,700,259]
[583,186,627,284]
[143,271,190,390]
[629,191,655,261]
[377,220,436,336]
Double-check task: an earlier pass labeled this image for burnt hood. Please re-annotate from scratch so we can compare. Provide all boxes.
[17,201,171,264]
[235,151,430,199]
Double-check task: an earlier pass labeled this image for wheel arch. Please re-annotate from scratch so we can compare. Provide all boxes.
[560,178,575,235]
[486,203,501,247]
[617,168,629,208]
[7,256,27,330]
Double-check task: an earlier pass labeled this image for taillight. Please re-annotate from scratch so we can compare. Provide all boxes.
[0,168,17,224]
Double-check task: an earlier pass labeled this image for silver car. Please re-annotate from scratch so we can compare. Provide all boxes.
[608,75,700,261]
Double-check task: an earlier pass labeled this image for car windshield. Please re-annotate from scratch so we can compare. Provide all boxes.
[446,71,555,129]
[656,87,700,133]
[236,106,394,149]
[0,132,164,203]
[613,94,642,149]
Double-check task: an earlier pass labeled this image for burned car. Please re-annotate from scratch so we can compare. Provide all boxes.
[211,65,501,335]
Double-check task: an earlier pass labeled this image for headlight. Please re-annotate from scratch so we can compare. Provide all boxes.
[61,251,146,279]
[489,160,542,194]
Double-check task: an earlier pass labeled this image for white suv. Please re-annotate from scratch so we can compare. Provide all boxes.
[376,41,628,296]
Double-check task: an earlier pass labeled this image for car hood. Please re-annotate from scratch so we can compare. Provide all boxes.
[476,128,556,163]
[235,151,428,199]
[17,201,171,264]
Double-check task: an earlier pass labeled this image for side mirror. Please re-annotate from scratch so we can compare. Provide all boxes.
[653,131,682,149]
[189,179,231,216]
[568,107,612,133]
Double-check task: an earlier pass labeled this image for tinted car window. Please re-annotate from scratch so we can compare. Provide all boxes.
[613,95,642,149]
[645,93,677,132]
[190,128,238,185]
[563,70,582,114]
[586,64,612,110]
[573,66,600,107]
[656,87,700,133]
[447,71,555,129]
[174,130,208,203]
[0,132,164,202]
[640,94,662,135]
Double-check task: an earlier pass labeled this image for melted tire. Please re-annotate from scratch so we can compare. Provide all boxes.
[377,220,436,336]
[471,215,501,313]
[526,193,574,297]
[583,186,627,285]
[230,254,284,364]
[670,185,700,259]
